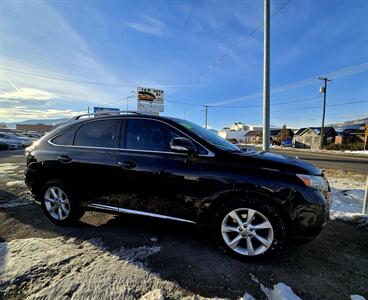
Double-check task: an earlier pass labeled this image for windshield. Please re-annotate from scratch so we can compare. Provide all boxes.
[170,118,242,152]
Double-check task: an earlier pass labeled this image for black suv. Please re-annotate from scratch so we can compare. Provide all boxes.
[25,112,330,259]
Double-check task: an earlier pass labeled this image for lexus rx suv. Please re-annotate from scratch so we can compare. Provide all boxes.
[24,112,330,259]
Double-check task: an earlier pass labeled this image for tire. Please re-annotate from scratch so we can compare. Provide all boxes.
[212,196,288,260]
[39,179,85,225]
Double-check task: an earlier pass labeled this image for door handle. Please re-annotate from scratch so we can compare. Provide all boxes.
[56,155,72,163]
[118,160,136,169]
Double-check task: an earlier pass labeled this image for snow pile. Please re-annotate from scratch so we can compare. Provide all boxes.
[328,176,368,227]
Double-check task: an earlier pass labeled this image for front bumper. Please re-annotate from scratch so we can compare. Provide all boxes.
[291,189,331,241]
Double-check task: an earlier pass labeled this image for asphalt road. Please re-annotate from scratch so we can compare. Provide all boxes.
[0,150,367,299]
[242,147,368,173]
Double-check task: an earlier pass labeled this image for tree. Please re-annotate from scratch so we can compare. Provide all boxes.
[278,125,292,143]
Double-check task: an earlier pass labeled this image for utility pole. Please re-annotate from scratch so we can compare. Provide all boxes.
[318,77,331,150]
[262,0,271,151]
[363,175,368,214]
[87,106,90,114]
[204,105,209,129]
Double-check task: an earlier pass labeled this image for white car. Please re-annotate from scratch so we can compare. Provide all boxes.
[0,133,23,150]
[0,132,33,147]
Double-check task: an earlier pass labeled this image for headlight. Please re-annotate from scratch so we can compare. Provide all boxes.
[296,174,328,191]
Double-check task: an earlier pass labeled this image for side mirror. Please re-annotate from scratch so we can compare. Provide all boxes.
[170,137,198,156]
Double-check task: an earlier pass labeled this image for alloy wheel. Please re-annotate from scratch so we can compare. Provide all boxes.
[44,186,70,221]
[221,208,274,256]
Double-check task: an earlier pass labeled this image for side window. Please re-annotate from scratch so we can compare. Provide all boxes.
[74,119,120,148]
[52,129,75,145]
[125,119,182,152]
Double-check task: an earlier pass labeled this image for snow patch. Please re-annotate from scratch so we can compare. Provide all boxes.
[260,283,302,300]
[240,292,256,300]
[0,237,219,300]
[350,295,367,300]
[0,163,19,175]
[327,175,367,227]
[6,180,26,187]
[330,210,368,227]
[140,289,165,300]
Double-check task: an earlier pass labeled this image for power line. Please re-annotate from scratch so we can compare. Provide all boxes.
[0,68,199,88]
[199,62,368,108]
[165,95,321,109]
[271,99,368,113]
[168,0,294,99]
[210,95,321,109]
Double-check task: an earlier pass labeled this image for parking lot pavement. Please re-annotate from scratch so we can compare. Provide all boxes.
[0,151,367,299]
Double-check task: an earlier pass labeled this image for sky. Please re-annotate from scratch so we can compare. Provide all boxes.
[0,0,367,130]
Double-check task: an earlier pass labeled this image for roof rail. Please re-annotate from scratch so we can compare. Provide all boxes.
[71,110,143,120]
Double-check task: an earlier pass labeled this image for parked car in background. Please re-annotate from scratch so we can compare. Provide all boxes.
[0,133,23,150]
[0,132,33,147]
[25,132,42,139]
[281,138,293,147]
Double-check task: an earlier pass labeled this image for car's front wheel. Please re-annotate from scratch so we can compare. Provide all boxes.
[212,198,287,260]
[40,180,85,225]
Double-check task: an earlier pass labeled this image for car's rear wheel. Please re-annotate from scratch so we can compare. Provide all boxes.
[212,197,287,260]
[40,180,84,225]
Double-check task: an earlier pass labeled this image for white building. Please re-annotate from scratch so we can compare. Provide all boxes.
[219,122,279,142]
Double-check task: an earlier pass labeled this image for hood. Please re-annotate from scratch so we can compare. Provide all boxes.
[231,149,322,175]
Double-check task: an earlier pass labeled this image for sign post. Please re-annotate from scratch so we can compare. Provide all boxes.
[136,87,164,114]
[364,124,368,152]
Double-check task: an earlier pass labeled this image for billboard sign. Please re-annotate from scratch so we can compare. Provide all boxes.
[137,87,164,113]
[94,107,120,113]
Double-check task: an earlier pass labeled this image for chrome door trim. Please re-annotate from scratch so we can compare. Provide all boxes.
[87,203,197,224]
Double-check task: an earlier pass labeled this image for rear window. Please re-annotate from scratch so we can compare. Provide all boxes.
[51,129,75,145]
[74,119,120,148]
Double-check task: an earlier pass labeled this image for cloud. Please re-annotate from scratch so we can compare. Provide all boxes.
[0,107,78,122]
[123,15,166,36]
[0,88,55,101]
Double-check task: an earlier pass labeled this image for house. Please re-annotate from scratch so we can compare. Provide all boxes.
[219,122,250,142]
[219,122,277,142]
[293,127,337,149]
[335,128,365,144]
[244,130,263,144]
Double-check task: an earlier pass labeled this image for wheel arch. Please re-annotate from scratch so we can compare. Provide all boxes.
[204,189,293,233]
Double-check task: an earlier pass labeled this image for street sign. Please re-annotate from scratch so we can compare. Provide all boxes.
[365,124,368,137]
[136,87,164,113]
[94,107,120,113]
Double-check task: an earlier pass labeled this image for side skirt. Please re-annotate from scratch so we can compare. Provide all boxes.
[86,203,197,225]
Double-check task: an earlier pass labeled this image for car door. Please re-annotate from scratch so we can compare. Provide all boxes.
[114,118,212,221]
[51,118,122,204]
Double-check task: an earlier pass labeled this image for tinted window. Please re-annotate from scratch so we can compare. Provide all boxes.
[52,129,75,145]
[74,119,120,148]
[170,118,241,152]
[125,119,183,151]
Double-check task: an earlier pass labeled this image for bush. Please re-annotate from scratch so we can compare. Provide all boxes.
[326,142,365,151]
